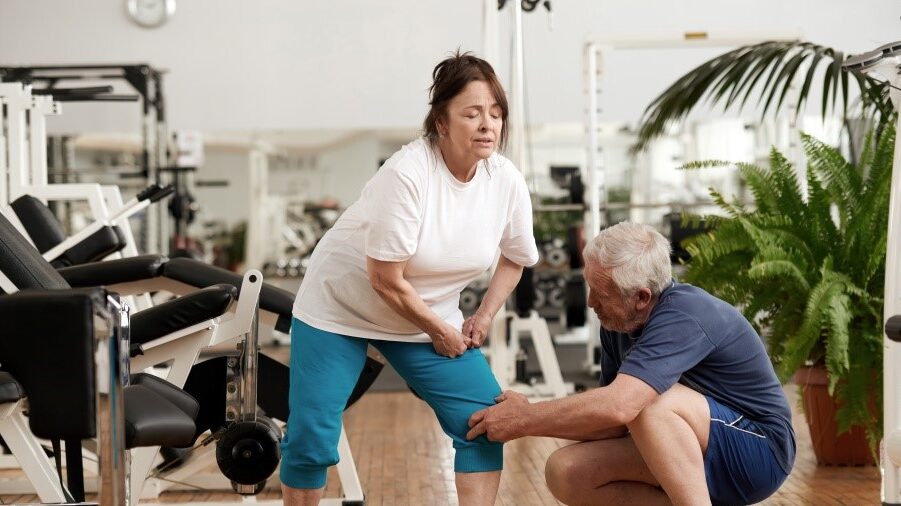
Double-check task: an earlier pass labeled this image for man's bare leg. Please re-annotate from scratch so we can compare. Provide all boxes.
[545,436,670,506]
[626,383,711,506]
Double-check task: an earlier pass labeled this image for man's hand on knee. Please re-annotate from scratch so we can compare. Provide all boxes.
[466,390,530,442]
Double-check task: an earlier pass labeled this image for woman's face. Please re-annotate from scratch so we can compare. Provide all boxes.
[438,80,503,168]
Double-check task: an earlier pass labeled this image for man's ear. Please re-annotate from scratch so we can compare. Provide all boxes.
[635,287,653,311]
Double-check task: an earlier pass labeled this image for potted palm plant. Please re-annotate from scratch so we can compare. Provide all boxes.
[628,38,900,465]
[678,124,893,463]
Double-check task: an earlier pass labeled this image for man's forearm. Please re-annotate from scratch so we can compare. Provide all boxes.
[563,425,628,442]
[521,388,626,440]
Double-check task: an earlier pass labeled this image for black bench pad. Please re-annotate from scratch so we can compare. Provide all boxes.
[49,226,124,269]
[12,195,126,268]
[10,195,66,252]
[162,258,294,333]
[0,372,23,404]
[130,284,237,345]
[123,384,196,448]
[131,372,200,421]
[58,255,168,287]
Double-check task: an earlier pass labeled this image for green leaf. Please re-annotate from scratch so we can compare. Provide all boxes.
[633,40,893,152]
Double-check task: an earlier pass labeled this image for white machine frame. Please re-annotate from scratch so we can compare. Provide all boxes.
[477,0,572,401]
[582,33,799,374]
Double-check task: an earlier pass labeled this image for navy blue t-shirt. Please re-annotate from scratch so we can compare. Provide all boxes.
[599,281,796,474]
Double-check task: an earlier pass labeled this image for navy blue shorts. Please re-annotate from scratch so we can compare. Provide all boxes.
[704,396,789,505]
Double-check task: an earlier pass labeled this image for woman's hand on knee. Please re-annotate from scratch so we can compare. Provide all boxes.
[431,324,471,358]
[462,311,492,348]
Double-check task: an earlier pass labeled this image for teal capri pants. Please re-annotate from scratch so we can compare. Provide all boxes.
[280,318,504,489]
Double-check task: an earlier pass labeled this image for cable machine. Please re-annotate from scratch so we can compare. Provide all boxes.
[0,64,169,254]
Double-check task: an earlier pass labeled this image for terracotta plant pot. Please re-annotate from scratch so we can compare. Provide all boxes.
[793,366,874,466]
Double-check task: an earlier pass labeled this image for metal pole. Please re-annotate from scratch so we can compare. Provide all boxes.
[509,0,526,175]
[0,96,7,206]
[585,44,602,238]
[883,70,901,506]
[96,295,131,506]
[481,0,499,66]
[241,296,260,422]
[2,83,30,202]
[584,43,603,373]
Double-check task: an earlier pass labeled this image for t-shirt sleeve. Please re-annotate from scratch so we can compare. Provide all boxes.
[499,174,540,267]
[618,308,716,394]
[599,330,620,387]
[363,166,423,262]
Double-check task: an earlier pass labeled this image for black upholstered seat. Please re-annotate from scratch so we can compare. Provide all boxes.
[131,373,200,421]
[0,211,199,447]
[12,195,296,332]
[126,373,200,449]
[0,372,24,405]
[130,284,237,345]
[11,195,126,267]
[162,258,294,332]
[123,384,197,449]
[58,255,168,286]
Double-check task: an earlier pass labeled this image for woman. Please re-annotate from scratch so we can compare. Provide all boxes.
[281,51,539,506]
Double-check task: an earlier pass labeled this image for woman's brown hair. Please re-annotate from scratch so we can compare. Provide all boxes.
[423,50,509,150]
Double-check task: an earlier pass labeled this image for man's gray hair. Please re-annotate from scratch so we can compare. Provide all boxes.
[583,222,673,296]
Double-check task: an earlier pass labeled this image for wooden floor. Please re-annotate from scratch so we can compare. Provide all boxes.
[0,385,880,505]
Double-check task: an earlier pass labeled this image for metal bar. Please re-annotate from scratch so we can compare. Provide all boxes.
[97,295,131,506]
[32,86,113,95]
[0,98,7,206]
[52,95,139,102]
[883,81,901,505]
[1,83,30,201]
[582,33,801,49]
[240,279,261,421]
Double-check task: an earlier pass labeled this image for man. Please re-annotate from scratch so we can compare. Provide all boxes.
[466,222,795,506]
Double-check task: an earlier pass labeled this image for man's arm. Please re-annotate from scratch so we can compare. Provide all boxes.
[563,425,629,442]
[467,374,658,442]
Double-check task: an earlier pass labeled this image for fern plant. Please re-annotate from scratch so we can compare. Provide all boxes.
[680,124,894,449]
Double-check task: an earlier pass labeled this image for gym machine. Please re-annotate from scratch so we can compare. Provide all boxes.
[482,0,572,399]
[0,80,372,505]
[1,64,174,255]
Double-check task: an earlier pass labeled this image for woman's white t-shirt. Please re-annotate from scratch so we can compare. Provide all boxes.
[292,138,539,343]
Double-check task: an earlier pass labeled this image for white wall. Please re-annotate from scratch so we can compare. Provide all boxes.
[1,0,897,136]
[193,149,252,228]
[276,136,382,208]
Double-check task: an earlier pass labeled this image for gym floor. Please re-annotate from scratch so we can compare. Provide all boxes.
[152,381,883,505]
[0,344,878,505]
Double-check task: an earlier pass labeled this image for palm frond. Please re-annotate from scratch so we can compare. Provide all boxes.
[633,41,891,152]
